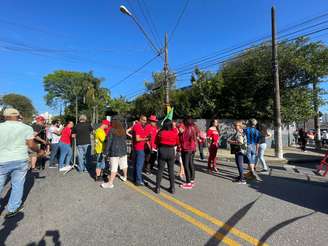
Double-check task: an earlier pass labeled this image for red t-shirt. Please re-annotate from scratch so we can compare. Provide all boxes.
[146,124,158,150]
[180,125,198,152]
[132,123,149,151]
[207,128,220,145]
[105,125,112,136]
[156,130,179,146]
[60,127,72,145]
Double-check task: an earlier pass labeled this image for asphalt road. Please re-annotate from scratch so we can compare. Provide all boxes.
[0,159,327,246]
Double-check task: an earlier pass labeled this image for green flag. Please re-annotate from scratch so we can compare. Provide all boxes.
[161,107,174,125]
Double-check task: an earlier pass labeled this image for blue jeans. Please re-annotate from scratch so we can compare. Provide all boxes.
[134,150,145,184]
[59,142,72,168]
[0,160,28,212]
[256,143,268,170]
[246,144,257,164]
[96,153,105,169]
[50,143,60,164]
[77,144,91,172]
[234,152,244,180]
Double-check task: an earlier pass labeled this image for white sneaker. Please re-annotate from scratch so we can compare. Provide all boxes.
[101,183,114,189]
[119,176,127,182]
[59,166,71,172]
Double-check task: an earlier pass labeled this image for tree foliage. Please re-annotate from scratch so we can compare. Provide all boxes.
[43,70,110,122]
[0,93,36,122]
[135,38,328,122]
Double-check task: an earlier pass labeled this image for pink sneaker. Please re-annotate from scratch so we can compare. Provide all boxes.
[180,183,193,190]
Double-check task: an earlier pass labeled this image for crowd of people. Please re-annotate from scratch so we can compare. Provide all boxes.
[293,128,328,151]
[0,107,272,218]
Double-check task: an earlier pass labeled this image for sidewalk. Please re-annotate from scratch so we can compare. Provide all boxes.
[216,146,325,165]
[197,145,328,182]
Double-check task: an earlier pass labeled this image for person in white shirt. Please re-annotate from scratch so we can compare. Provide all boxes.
[48,120,62,168]
[0,108,42,218]
[322,131,328,146]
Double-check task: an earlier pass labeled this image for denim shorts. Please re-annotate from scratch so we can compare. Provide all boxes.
[246,144,257,164]
[96,153,105,169]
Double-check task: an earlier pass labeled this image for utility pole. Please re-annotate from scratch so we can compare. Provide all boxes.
[271,6,283,159]
[163,32,170,112]
[313,80,321,149]
[75,95,78,124]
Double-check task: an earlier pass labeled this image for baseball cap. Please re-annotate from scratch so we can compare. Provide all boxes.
[102,119,110,126]
[3,108,20,117]
[36,115,46,122]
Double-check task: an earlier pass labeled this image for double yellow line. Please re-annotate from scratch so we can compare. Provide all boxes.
[125,181,268,246]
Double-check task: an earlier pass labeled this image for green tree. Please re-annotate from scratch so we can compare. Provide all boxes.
[43,70,110,122]
[219,38,328,120]
[0,93,36,122]
[108,96,132,117]
[131,71,176,118]
[281,87,316,123]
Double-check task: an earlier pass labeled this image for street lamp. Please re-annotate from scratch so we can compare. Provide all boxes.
[119,5,161,55]
[120,5,132,16]
[119,5,170,112]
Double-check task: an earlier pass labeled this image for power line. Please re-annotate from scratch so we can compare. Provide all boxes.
[168,0,191,44]
[172,22,328,77]
[110,54,161,89]
[136,0,162,49]
[172,12,328,73]
[172,25,328,80]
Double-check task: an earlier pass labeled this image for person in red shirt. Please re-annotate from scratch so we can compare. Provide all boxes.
[175,121,185,179]
[132,115,150,186]
[144,115,159,174]
[58,121,74,171]
[155,119,179,194]
[207,119,220,173]
[179,117,198,190]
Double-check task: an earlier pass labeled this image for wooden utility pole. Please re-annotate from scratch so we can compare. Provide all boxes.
[271,6,283,158]
[313,80,321,149]
[164,32,170,112]
[75,95,78,124]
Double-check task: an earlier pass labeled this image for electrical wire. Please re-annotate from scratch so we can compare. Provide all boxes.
[168,0,191,44]
[172,12,328,73]
[110,54,161,89]
[136,0,162,49]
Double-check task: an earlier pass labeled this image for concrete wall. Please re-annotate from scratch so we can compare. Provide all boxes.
[193,119,296,148]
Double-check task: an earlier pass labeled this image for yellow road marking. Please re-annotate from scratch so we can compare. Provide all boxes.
[125,182,240,246]
[160,192,268,246]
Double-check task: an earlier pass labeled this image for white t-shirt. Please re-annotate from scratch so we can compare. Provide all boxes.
[0,121,34,163]
[49,125,61,144]
[322,132,328,140]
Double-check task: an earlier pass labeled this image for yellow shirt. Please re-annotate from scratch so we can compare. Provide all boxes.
[95,128,106,154]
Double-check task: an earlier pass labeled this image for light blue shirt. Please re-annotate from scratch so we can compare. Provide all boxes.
[0,121,34,163]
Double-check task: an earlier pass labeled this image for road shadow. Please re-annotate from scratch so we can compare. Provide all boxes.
[0,170,43,244]
[0,213,24,245]
[283,153,322,169]
[0,170,44,216]
[26,230,61,246]
[248,174,328,214]
[205,196,261,246]
[256,212,315,246]
[193,163,237,181]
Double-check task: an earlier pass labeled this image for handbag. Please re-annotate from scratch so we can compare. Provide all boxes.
[230,144,241,154]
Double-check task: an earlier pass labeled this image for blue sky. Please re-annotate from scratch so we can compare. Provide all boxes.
[0,0,327,114]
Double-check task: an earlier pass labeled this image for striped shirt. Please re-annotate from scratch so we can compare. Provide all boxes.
[244,127,261,145]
